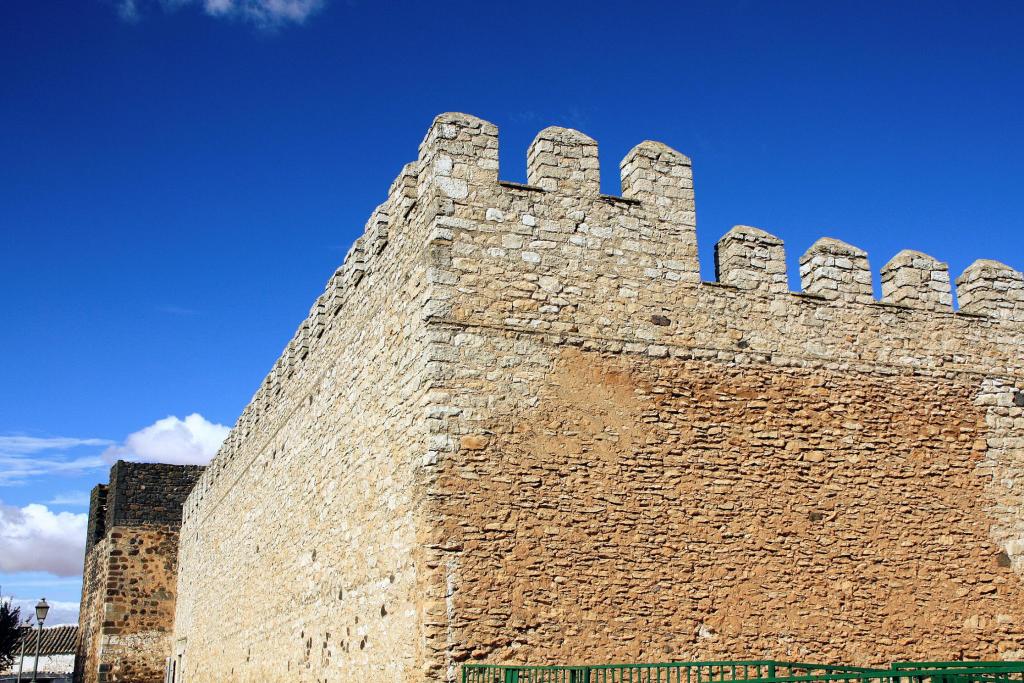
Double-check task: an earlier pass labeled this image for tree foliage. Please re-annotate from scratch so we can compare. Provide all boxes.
[0,594,23,671]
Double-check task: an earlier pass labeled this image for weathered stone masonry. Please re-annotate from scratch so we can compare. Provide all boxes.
[76,461,203,683]
[171,113,1024,682]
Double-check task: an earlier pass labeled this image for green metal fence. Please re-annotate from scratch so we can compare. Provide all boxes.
[889,663,1024,683]
[463,660,1024,683]
[463,661,870,683]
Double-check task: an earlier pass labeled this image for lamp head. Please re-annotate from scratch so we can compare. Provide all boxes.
[35,598,49,624]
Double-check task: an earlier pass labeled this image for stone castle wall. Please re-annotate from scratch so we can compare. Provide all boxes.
[171,113,1024,681]
[75,462,203,683]
[171,158,437,683]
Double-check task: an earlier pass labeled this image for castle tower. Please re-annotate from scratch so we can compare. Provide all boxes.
[166,114,1024,682]
[75,461,203,683]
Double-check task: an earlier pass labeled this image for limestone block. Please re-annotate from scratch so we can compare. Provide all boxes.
[799,237,873,304]
[715,225,787,293]
[527,126,600,194]
[880,249,952,311]
[324,266,346,316]
[344,238,367,287]
[620,140,693,208]
[389,161,419,217]
[417,112,499,201]
[620,140,698,281]
[295,319,310,359]
[957,259,1024,322]
[308,296,327,340]
[366,206,390,255]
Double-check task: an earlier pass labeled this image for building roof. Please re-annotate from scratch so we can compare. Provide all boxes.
[12,625,78,656]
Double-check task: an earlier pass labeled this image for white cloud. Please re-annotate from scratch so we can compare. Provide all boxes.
[0,503,87,577]
[2,596,80,627]
[104,413,229,466]
[114,0,325,27]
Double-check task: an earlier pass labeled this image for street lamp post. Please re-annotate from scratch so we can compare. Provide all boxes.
[16,616,32,683]
[31,598,48,683]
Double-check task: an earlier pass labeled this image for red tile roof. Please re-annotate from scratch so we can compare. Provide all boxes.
[12,625,78,656]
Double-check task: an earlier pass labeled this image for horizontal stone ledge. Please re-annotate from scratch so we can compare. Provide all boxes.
[497,180,544,193]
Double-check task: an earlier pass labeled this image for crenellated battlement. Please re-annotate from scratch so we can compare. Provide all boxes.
[183,110,1024,523]
[410,112,1022,317]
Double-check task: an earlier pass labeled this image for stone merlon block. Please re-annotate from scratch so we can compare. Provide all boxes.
[389,160,419,213]
[620,140,699,281]
[417,112,499,201]
[880,249,953,312]
[620,140,694,222]
[527,126,600,195]
[957,259,1024,322]
[715,225,787,293]
[799,237,873,304]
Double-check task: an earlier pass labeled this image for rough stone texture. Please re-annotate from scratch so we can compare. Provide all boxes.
[527,127,600,194]
[104,461,201,528]
[85,483,109,553]
[172,153,432,683]
[434,346,1024,663]
[977,379,1024,572]
[958,260,1024,322]
[799,237,874,304]
[75,462,203,683]
[620,141,699,284]
[880,249,953,311]
[170,113,1024,682]
[77,528,184,683]
[715,226,788,293]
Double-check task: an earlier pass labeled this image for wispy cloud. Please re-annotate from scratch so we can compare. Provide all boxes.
[47,492,92,507]
[113,0,326,28]
[104,413,229,466]
[0,502,87,577]
[0,436,112,455]
[511,111,541,124]
[0,436,113,486]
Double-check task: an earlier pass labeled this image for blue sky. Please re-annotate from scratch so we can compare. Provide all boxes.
[2,0,1023,623]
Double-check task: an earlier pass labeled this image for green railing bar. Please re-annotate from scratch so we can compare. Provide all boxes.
[892,664,1024,670]
[463,664,1024,683]
[467,662,839,671]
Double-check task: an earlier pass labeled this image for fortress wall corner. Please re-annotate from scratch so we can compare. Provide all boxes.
[163,112,1024,680]
[171,131,461,682]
